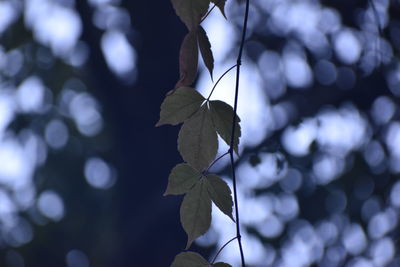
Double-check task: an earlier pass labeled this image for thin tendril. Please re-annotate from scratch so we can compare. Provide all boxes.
[211,237,237,264]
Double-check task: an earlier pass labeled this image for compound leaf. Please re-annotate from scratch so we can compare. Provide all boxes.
[197,26,214,79]
[171,0,210,30]
[171,251,209,267]
[178,105,218,171]
[176,31,199,88]
[180,179,212,249]
[211,0,227,18]
[213,263,232,267]
[157,87,205,126]
[205,174,234,221]
[209,100,241,154]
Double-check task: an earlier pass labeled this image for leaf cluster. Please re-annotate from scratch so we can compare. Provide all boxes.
[157,1,239,265]
[158,86,239,249]
[171,0,226,88]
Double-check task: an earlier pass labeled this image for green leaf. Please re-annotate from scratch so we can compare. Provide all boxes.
[213,263,232,267]
[209,100,241,154]
[171,0,210,30]
[197,26,214,80]
[157,87,205,126]
[180,179,212,249]
[176,31,199,88]
[205,174,234,221]
[178,104,218,171]
[164,164,201,196]
[171,252,209,267]
[211,0,227,18]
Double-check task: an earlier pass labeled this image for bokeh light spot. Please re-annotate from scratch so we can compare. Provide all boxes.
[84,157,115,189]
[66,249,90,267]
[45,119,69,149]
[37,190,65,221]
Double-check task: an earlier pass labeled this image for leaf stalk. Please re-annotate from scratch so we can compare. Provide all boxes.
[201,4,217,23]
[211,237,237,264]
[207,64,237,101]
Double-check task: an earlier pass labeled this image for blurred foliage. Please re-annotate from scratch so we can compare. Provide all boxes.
[196,0,400,266]
[1,0,400,267]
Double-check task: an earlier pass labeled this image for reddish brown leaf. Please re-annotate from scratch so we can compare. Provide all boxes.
[176,30,199,88]
[197,26,214,80]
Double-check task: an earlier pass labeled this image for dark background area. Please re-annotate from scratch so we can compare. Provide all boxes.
[0,0,400,266]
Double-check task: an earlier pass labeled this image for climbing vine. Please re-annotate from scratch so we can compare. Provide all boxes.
[157,0,250,266]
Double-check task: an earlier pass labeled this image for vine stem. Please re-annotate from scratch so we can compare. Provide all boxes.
[229,0,250,266]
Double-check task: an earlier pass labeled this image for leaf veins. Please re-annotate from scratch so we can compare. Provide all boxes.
[209,100,241,154]
[205,174,234,221]
[180,179,212,249]
[156,87,205,126]
[164,163,201,196]
[178,104,218,171]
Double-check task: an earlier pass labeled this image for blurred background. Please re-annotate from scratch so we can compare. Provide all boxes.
[0,0,400,266]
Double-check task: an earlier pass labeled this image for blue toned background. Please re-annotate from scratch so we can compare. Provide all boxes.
[0,0,400,266]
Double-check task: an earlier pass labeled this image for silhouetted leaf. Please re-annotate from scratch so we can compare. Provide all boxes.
[209,100,241,153]
[180,179,212,249]
[213,263,232,267]
[157,87,205,126]
[176,31,199,88]
[211,0,227,18]
[178,105,218,171]
[197,26,214,79]
[205,174,234,220]
[164,164,201,196]
[171,0,210,30]
[171,251,209,267]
